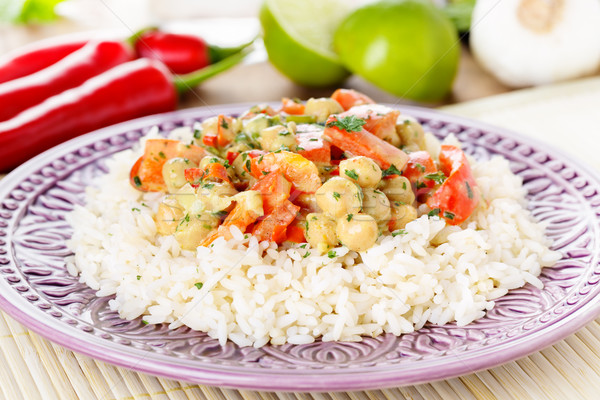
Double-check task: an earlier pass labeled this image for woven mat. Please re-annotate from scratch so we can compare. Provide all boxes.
[2,76,600,400]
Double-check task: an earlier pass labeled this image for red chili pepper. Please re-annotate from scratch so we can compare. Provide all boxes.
[0,37,88,84]
[0,40,133,122]
[0,45,250,172]
[133,30,251,75]
[0,59,177,172]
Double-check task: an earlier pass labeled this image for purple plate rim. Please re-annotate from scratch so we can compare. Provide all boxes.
[0,103,599,391]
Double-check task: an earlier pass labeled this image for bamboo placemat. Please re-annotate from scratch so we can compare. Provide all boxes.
[1,76,600,400]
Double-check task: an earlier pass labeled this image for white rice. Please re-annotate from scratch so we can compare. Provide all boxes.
[65,134,561,348]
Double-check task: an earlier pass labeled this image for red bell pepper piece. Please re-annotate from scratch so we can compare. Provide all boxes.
[226,151,240,166]
[252,200,300,243]
[343,104,399,143]
[427,145,480,225]
[331,88,374,111]
[0,36,89,84]
[133,30,251,75]
[402,151,438,195]
[295,125,331,164]
[324,114,408,170]
[250,172,292,214]
[285,223,306,243]
[280,97,305,115]
[0,40,133,122]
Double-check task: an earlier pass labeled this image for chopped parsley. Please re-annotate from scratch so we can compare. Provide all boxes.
[344,169,359,180]
[245,159,252,172]
[194,282,204,290]
[300,243,307,249]
[428,208,441,217]
[415,163,425,173]
[443,211,455,220]
[220,118,229,129]
[133,176,142,187]
[136,275,141,280]
[309,138,319,142]
[261,170,269,175]
[327,250,337,258]
[131,207,140,212]
[326,115,366,132]
[392,229,407,237]
[424,171,447,184]
[303,251,311,258]
[402,181,407,190]
[201,183,215,189]
[346,214,353,222]
[258,154,264,164]
[416,181,427,189]
[213,210,228,218]
[296,146,305,151]
[193,127,202,139]
[332,192,341,201]
[142,320,149,325]
[466,181,474,199]
[158,151,166,159]
[278,130,291,136]
[382,165,402,177]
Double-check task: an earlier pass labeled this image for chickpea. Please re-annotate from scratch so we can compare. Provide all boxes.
[155,198,184,235]
[380,175,415,204]
[304,213,337,252]
[162,157,196,193]
[396,116,426,150]
[259,125,297,152]
[339,156,382,188]
[388,203,418,231]
[336,213,378,252]
[174,213,220,251]
[362,188,391,222]
[315,177,362,219]
[304,98,344,123]
[295,193,321,213]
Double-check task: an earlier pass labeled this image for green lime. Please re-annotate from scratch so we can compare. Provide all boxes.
[334,0,460,102]
[259,0,351,87]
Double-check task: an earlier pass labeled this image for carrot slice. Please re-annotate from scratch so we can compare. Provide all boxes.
[331,88,374,111]
[250,172,292,214]
[130,139,207,192]
[324,115,408,170]
[427,145,479,225]
[281,97,305,115]
[252,200,300,243]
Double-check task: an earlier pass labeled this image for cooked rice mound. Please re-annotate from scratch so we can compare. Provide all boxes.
[66,138,560,347]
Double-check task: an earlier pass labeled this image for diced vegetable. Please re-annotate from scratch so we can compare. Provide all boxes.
[324,114,408,170]
[250,172,292,214]
[295,124,331,163]
[130,139,207,192]
[343,104,400,144]
[281,97,305,115]
[217,114,235,147]
[184,162,230,187]
[246,151,321,193]
[285,223,306,243]
[331,88,374,111]
[252,200,300,243]
[426,145,479,225]
[401,151,438,195]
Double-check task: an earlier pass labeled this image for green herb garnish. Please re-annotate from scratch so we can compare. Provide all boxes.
[424,171,447,184]
[195,282,204,290]
[344,169,359,180]
[382,165,402,177]
[133,176,142,187]
[428,208,441,217]
[327,250,337,258]
[346,214,353,222]
[332,192,341,201]
[326,115,366,132]
[466,181,474,199]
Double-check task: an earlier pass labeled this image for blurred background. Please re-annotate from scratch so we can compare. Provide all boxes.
[1,0,553,107]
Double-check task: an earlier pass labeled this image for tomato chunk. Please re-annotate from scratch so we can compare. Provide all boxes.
[427,145,479,225]
[331,88,374,111]
[217,114,235,147]
[184,163,230,187]
[130,139,207,192]
[324,114,408,170]
[252,200,300,243]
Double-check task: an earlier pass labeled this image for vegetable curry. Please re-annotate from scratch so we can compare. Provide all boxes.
[130,89,480,252]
